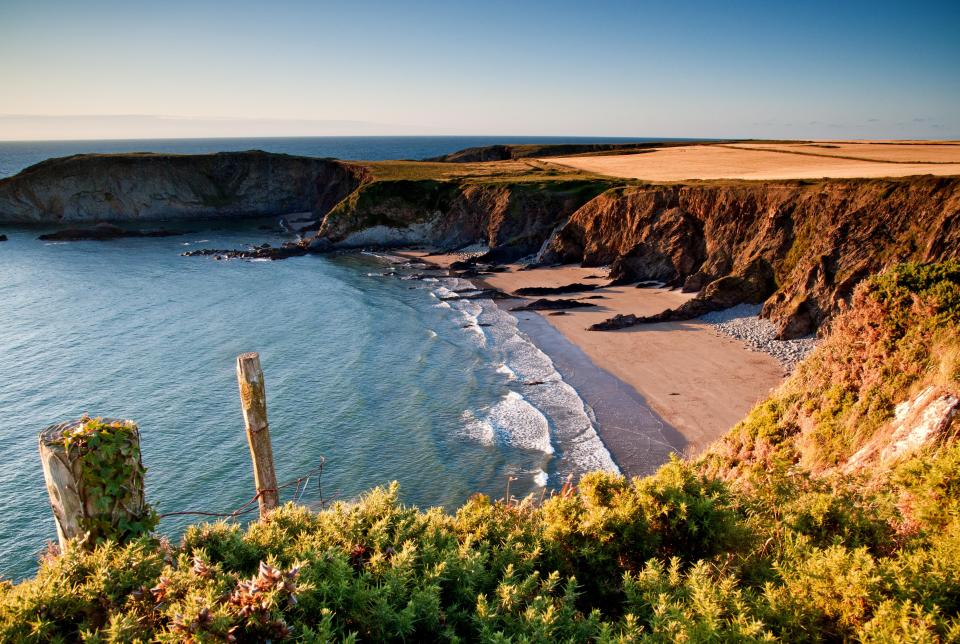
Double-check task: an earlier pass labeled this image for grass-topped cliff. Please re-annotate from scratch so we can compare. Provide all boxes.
[3,262,960,641]
[319,159,616,257]
[3,149,958,338]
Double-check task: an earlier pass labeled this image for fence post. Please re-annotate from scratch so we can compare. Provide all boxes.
[236,352,279,517]
[38,417,150,550]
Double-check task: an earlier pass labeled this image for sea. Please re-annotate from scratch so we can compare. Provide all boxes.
[0,136,669,580]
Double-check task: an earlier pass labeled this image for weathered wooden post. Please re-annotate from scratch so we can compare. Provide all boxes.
[38,417,153,550]
[236,352,279,517]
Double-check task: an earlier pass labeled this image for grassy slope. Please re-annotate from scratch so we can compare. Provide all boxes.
[359,158,614,183]
[3,263,960,641]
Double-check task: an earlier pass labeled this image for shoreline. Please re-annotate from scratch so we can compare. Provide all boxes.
[400,250,786,464]
[395,250,679,475]
[514,311,685,475]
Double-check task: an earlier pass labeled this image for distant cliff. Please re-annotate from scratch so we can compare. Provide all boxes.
[424,140,727,163]
[0,151,364,223]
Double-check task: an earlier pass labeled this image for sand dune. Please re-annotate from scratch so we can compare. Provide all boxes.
[547,141,960,181]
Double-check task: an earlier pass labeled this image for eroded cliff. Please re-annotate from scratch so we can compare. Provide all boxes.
[0,151,364,223]
[317,178,611,260]
[4,150,958,340]
[540,176,960,338]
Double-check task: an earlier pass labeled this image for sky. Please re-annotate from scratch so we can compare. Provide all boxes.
[1,0,958,140]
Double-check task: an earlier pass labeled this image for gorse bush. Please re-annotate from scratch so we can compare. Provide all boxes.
[3,465,960,642]
[707,260,960,476]
[3,262,960,641]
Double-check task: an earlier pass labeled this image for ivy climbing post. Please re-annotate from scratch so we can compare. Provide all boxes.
[236,352,279,517]
[38,417,156,550]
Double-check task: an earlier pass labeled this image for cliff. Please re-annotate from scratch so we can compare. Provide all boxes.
[5,150,959,340]
[0,151,364,223]
[318,178,612,260]
[540,176,960,338]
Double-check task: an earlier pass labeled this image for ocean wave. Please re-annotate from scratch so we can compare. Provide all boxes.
[460,391,554,454]
[432,274,618,478]
[450,299,486,344]
[496,363,517,380]
[534,469,549,487]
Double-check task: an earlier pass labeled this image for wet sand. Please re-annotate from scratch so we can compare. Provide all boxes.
[515,311,685,475]
[403,253,786,459]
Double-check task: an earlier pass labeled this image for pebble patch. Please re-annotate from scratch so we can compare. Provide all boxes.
[699,304,819,372]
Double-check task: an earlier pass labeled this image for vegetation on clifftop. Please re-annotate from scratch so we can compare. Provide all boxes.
[3,263,960,642]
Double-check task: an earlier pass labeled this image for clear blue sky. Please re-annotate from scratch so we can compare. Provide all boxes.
[1,0,957,139]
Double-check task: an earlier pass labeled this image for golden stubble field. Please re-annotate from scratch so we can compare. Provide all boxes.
[548,141,960,181]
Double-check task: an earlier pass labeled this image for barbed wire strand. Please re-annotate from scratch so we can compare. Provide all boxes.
[158,457,325,520]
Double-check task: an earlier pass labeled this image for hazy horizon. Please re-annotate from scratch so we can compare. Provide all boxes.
[2,0,958,141]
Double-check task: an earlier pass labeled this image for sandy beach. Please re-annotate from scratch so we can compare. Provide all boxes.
[548,141,960,181]
[404,253,786,457]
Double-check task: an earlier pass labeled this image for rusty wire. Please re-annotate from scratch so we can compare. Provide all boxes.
[157,457,325,520]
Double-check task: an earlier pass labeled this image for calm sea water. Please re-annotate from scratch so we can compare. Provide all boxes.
[0,137,637,579]
[0,135,683,178]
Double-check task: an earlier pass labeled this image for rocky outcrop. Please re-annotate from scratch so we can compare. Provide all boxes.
[513,282,601,296]
[38,223,185,241]
[512,298,597,311]
[844,386,960,472]
[317,179,610,262]
[0,151,364,223]
[181,243,308,261]
[542,176,960,338]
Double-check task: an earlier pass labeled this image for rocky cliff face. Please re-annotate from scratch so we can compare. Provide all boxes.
[0,151,364,223]
[541,177,960,338]
[5,150,957,341]
[318,179,610,261]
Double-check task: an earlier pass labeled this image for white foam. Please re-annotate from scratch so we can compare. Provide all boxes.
[460,409,494,446]
[534,469,549,487]
[461,391,554,455]
[430,274,619,478]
